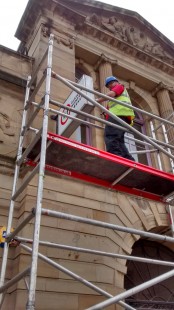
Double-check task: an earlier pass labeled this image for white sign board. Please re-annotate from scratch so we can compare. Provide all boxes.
[57,75,94,137]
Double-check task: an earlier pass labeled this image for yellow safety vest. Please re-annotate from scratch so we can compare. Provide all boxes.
[108,89,135,118]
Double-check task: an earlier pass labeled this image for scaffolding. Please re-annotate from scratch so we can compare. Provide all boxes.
[0,34,174,310]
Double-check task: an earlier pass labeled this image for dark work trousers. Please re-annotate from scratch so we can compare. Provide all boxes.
[104,116,135,161]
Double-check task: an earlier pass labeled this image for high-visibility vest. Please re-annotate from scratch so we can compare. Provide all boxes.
[108,89,135,117]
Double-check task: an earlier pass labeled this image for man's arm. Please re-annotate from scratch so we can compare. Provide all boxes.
[96,90,116,103]
[96,84,124,103]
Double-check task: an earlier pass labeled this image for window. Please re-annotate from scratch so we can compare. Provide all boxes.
[75,67,84,82]
[125,239,174,308]
[125,112,152,166]
[69,68,92,145]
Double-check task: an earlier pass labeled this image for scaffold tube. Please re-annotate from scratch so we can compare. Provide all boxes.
[86,268,174,310]
[41,208,174,243]
[16,236,174,267]
[21,244,136,310]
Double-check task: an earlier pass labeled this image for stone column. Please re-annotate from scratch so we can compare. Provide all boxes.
[98,61,112,101]
[152,82,174,172]
[92,54,117,150]
[156,84,174,144]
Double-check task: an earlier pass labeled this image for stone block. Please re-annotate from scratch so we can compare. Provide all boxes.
[117,193,139,224]
[78,294,116,310]
[58,259,114,284]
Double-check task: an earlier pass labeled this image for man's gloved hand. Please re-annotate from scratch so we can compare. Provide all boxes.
[100,112,106,117]
[50,115,57,121]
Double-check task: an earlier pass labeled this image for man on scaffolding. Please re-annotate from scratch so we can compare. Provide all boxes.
[96,76,135,161]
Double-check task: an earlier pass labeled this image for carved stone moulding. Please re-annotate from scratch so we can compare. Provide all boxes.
[0,156,15,176]
[0,112,15,143]
[40,10,174,75]
[152,81,174,97]
[87,13,174,63]
[71,10,174,71]
[41,24,75,49]
[56,36,74,49]
[82,21,174,75]
[94,53,117,71]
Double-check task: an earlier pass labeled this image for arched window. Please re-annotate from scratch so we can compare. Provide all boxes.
[125,239,174,308]
[75,67,84,82]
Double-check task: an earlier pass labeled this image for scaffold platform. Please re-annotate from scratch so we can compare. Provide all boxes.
[27,132,174,203]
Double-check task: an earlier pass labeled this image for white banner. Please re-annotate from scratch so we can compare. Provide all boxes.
[57,75,94,137]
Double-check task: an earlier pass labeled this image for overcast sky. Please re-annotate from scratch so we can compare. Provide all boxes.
[0,0,174,51]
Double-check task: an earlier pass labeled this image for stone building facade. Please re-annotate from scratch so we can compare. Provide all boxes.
[0,0,174,309]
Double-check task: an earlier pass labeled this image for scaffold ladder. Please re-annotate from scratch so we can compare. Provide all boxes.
[0,34,54,310]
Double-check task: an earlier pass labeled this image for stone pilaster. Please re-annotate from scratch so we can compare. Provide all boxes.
[98,61,113,94]
[96,53,117,95]
[154,84,174,118]
[154,84,174,143]
[92,54,117,150]
[152,83,174,172]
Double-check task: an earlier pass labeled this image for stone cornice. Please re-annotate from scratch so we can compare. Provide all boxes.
[15,0,85,43]
[53,0,86,21]
[15,0,43,42]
